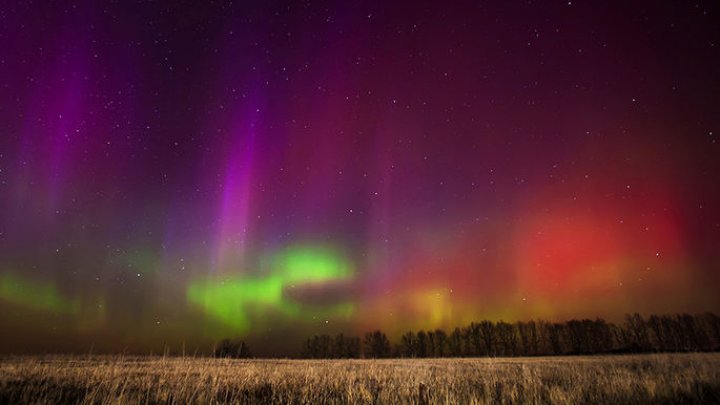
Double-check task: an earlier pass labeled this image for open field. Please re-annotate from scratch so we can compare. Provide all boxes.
[0,353,719,404]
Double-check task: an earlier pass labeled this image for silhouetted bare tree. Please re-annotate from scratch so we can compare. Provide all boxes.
[363,330,391,358]
[400,331,418,358]
[447,327,464,356]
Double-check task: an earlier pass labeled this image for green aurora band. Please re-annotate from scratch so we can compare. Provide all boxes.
[0,273,80,315]
[187,246,355,333]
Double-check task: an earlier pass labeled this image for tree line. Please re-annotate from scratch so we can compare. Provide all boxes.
[298,312,720,359]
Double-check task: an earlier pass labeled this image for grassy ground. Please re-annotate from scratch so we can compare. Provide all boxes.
[0,353,718,404]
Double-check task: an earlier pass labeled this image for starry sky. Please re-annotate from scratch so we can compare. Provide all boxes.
[1,0,719,355]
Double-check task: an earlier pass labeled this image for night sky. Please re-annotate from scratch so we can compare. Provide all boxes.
[1,1,719,355]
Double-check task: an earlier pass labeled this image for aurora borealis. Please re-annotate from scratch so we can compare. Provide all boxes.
[1,1,719,355]
[187,246,355,333]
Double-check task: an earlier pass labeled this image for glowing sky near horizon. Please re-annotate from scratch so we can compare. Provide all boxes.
[0,1,719,355]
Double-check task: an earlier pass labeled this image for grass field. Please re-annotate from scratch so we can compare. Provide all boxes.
[0,353,718,404]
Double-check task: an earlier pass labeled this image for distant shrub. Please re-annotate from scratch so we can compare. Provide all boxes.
[214,339,252,358]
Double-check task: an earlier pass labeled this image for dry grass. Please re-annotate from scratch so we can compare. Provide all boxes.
[0,353,718,404]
